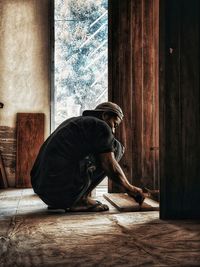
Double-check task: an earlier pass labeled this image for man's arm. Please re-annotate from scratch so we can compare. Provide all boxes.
[99,152,145,204]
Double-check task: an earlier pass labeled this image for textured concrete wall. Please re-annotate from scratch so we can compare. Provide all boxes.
[0,0,50,136]
[0,0,50,186]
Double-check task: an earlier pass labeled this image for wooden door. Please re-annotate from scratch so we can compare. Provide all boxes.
[16,113,44,188]
[159,0,200,219]
[108,0,159,192]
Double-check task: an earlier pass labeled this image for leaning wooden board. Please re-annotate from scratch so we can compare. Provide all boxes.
[104,193,159,212]
[0,152,8,188]
[16,113,44,188]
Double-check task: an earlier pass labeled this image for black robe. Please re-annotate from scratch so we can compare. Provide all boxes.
[31,116,115,208]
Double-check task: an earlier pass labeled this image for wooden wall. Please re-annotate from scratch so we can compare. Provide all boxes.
[108,0,159,192]
[159,0,200,219]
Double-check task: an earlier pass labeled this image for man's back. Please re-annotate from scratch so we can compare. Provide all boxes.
[30,116,114,207]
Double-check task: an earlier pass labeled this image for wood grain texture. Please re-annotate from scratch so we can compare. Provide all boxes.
[16,113,44,188]
[108,0,159,191]
[131,0,143,188]
[1,189,199,267]
[142,0,155,188]
[180,0,200,215]
[0,152,8,188]
[159,0,200,219]
[108,0,133,192]
[0,126,16,186]
[104,193,159,212]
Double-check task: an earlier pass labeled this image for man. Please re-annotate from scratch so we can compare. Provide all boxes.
[31,102,145,212]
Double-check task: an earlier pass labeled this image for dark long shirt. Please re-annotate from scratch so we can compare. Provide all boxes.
[31,116,115,207]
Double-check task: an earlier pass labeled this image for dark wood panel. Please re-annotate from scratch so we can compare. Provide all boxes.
[131,0,143,187]
[180,0,200,215]
[16,113,44,188]
[153,0,160,191]
[159,0,166,214]
[142,0,155,188]
[160,0,183,218]
[108,0,133,192]
[109,0,159,192]
[160,0,200,219]
[142,0,159,189]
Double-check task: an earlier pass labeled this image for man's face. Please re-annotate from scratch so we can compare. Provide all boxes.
[103,114,122,134]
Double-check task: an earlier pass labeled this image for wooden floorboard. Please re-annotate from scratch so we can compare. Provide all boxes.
[0,189,200,267]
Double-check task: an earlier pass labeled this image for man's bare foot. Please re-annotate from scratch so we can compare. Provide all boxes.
[69,197,109,212]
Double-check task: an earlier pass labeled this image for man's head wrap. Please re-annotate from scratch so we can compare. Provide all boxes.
[82,102,124,120]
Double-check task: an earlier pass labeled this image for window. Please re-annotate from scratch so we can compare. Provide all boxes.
[53,0,108,195]
[54,0,108,129]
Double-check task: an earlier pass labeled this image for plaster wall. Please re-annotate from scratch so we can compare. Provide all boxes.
[0,0,50,136]
[0,0,50,186]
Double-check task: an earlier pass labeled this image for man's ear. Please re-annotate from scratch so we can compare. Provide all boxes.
[102,112,109,121]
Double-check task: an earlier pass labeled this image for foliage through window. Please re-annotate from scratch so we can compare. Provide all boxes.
[54,0,108,129]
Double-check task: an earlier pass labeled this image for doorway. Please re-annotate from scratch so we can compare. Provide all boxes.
[53,0,109,196]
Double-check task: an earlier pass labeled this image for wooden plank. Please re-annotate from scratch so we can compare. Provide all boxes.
[108,0,133,192]
[153,0,160,190]
[16,113,44,188]
[131,0,143,187]
[142,0,154,188]
[159,0,167,218]
[0,152,8,188]
[104,193,159,212]
[0,126,16,185]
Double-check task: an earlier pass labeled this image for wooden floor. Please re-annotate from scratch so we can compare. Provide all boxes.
[0,189,200,267]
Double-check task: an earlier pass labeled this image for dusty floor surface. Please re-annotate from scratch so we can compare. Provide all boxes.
[0,189,200,267]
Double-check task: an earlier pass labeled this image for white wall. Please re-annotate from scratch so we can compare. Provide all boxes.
[0,0,50,186]
[0,0,50,136]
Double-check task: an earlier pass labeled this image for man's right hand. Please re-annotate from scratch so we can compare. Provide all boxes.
[127,186,145,205]
[99,152,145,205]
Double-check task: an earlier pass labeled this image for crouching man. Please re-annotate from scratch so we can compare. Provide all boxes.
[31,102,145,212]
